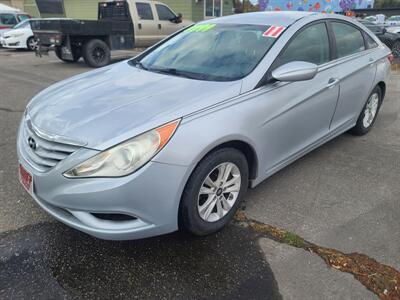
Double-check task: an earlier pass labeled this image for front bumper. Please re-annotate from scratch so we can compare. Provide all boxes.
[1,36,24,49]
[17,124,190,240]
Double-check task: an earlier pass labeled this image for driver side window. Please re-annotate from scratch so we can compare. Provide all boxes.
[277,23,330,67]
[156,4,176,21]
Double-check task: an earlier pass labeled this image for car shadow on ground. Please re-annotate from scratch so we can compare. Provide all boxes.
[0,222,282,300]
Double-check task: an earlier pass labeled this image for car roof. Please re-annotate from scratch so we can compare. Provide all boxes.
[206,11,318,27]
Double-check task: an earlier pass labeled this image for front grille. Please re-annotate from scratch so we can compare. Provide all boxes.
[20,118,82,172]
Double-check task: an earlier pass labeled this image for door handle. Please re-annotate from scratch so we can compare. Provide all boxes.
[369,57,376,67]
[158,24,161,29]
[138,23,142,30]
[327,78,340,88]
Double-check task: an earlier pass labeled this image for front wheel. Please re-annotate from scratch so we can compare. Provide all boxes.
[179,148,249,236]
[350,86,382,136]
[26,36,37,51]
[82,39,111,68]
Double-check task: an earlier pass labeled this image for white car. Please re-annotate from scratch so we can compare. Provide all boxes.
[0,19,37,50]
[387,26,400,34]
[386,15,400,27]
[364,14,386,25]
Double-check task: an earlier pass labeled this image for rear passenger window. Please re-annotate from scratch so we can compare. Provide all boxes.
[277,23,330,66]
[364,33,378,49]
[136,3,154,20]
[332,22,365,58]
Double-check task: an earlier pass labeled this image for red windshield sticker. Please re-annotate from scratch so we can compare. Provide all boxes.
[263,26,286,38]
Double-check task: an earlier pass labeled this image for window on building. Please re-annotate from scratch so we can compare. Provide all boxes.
[156,4,175,21]
[136,3,154,20]
[332,22,365,58]
[277,23,330,66]
[35,0,64,15]
[205,0,222,18]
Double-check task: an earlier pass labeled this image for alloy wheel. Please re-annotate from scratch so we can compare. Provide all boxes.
[363,92,379,128]
[197,162,241,222]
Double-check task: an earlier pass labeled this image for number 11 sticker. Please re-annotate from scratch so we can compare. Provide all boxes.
[263,26,286,38]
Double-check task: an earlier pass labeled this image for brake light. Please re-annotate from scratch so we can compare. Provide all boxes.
[0,25,9,29]
[388,53,395,63]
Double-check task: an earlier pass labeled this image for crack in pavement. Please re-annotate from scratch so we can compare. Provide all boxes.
[0,107,24,113]
[235,211,400,300]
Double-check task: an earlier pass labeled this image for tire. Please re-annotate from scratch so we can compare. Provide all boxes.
[82,39,111,68]
[350,86,382,136]
[179,148,249,236]
[392,40,400,58]
[26,36,37,51]
[55,46,81,62]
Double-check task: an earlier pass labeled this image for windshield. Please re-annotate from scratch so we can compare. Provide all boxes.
[17,14,30,22]
[135,23,279,81]
[13,19,30,29]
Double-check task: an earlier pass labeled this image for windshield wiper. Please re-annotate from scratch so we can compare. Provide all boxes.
[132,61,148,70]
[147,67,207,80]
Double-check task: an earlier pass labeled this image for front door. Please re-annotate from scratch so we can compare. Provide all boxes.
[204,0,223,20]
[154,3,182,37]
[256,22,339,174]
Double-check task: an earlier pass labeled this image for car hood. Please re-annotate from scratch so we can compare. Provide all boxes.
[3,28,27,36]
[27,61,242,150]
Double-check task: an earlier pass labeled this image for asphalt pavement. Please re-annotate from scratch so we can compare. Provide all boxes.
[0,48,399,299]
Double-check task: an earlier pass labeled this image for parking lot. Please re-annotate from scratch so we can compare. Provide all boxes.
[0,48,399,299]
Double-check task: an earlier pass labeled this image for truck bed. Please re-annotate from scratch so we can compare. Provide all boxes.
[31,18,133,36]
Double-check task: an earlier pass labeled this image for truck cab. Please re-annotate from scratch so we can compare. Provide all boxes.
[126,0,192,47]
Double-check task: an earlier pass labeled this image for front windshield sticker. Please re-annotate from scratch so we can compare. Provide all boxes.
[186,24,216,33]
[263,26,286,38]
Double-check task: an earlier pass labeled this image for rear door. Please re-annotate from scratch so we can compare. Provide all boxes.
[328,21,377,131]
[134,2,159,47]
[154,3,183,37]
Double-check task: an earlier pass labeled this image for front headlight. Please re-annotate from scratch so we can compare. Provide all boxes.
[63,119,180,178]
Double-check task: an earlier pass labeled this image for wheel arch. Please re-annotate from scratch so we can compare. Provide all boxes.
[377,81,386,100]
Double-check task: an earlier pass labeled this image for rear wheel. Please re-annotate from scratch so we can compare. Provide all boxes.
[26,36,37,51]
[55,46,81,62]
[350,86,382,136]
[82,39,111,68]
[179,148,249,236]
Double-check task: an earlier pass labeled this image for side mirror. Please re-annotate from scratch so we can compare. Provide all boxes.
[272,61,318,82]
[172,13,182,24]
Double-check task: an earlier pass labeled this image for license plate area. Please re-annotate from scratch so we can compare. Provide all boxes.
[19,164,33,195]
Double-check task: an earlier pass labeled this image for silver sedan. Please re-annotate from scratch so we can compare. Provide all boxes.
[17,12,391,240]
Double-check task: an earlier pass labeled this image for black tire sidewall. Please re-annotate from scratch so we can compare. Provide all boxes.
[351,86,382,136]
[26,37,35,51]
[179,148,249,236]
[55,46,81,62]
[82,39,111,68]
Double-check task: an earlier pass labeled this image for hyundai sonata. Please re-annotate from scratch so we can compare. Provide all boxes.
[17,12,391,240]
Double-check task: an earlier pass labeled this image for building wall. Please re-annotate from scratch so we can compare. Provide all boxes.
[23,0,40,17]
[20,0,234,21]
[63,0,100,20]
[0,0,24,10]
